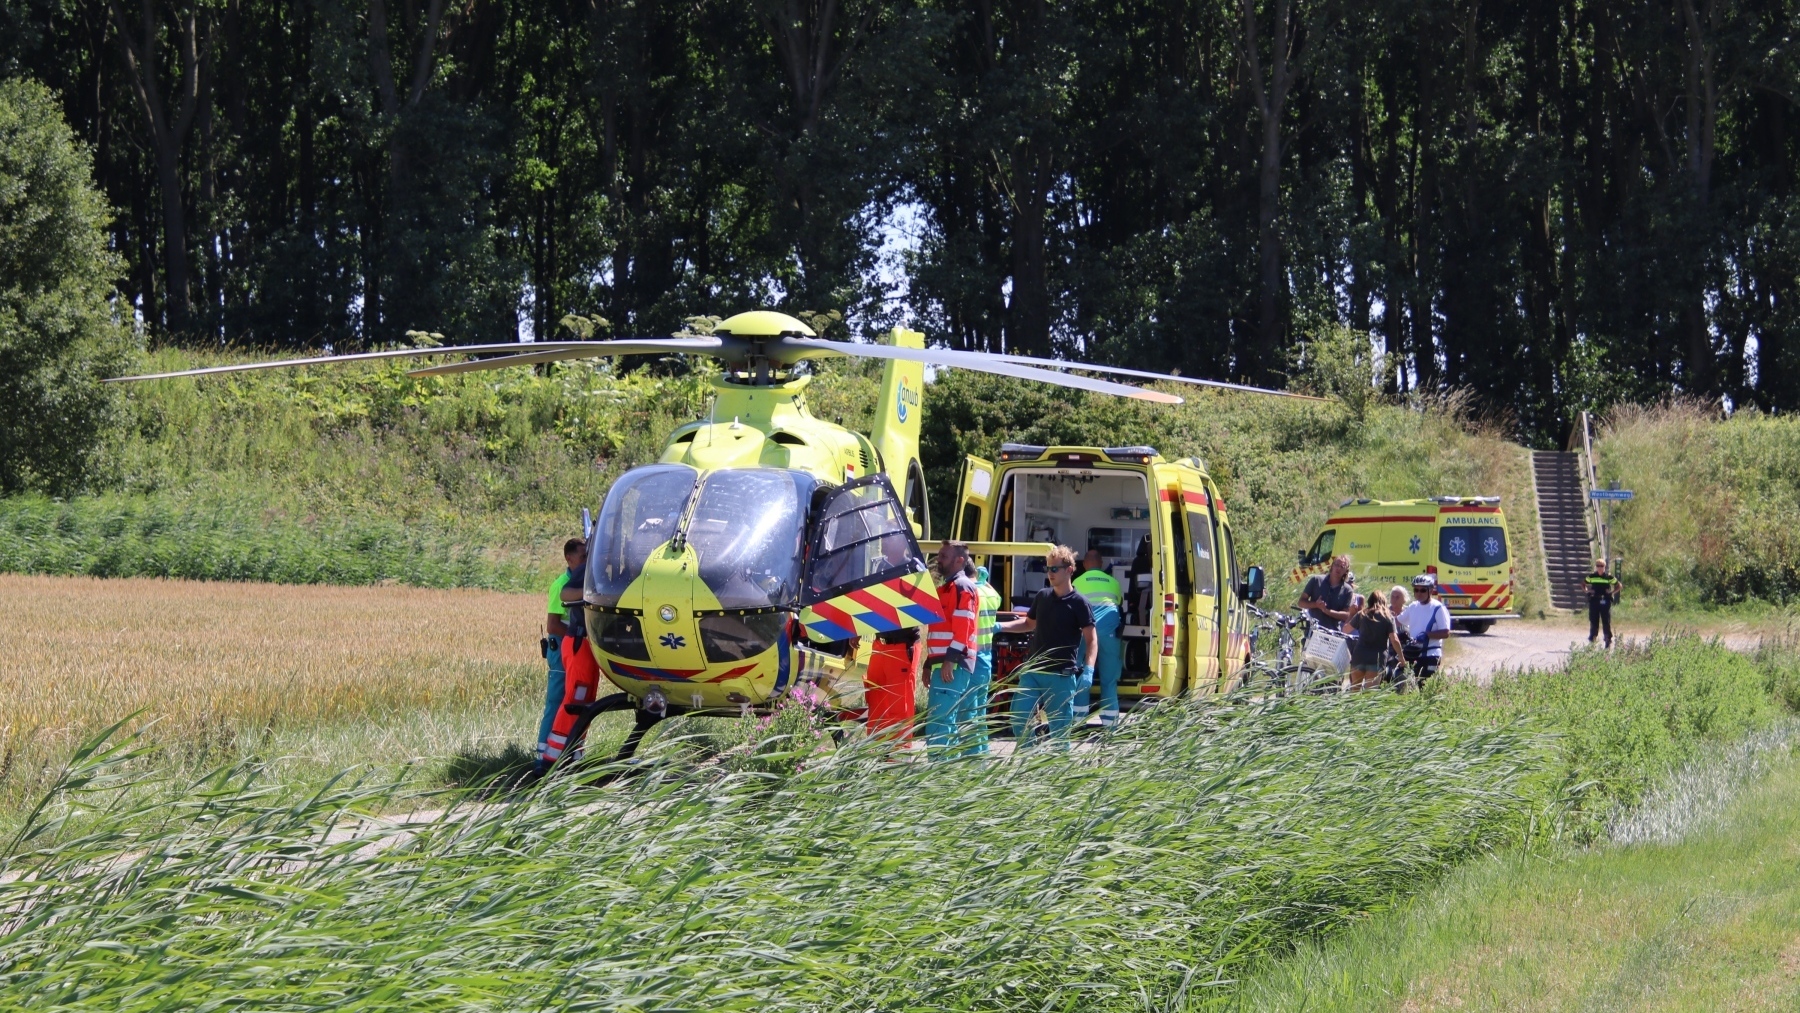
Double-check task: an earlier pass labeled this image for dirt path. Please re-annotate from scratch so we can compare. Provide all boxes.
[1441,619,1763,685]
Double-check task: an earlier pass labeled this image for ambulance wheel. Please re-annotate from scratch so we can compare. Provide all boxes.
[1462,620,1494,636]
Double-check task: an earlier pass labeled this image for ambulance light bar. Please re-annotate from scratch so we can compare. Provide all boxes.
[998,443,1048,461]
[1429,495,1502,506]
[1102,446,1158,463]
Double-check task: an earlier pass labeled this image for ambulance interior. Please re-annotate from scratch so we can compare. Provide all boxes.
[995,469,1158,676]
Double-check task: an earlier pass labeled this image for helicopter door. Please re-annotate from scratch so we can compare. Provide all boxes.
[799,473,944,643]
[955,455,994,542]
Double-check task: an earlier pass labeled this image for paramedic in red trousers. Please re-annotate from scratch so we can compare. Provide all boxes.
[923,540,981,757]
[543,538,602,767]
[864,531,925,744]
[535,537,586,772]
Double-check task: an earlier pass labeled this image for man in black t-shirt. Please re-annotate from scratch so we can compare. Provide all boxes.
[1298,554,1356,625]
[999,546,1096,740]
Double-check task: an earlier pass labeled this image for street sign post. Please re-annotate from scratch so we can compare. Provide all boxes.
[1587,487,1633,564]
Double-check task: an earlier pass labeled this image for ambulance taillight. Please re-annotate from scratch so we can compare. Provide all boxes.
[1161,594,1177,656]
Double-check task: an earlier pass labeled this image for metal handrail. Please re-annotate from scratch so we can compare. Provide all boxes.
[1574,411,1607,565]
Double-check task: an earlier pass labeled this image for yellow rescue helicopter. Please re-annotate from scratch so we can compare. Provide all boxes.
[115,310,1307,761]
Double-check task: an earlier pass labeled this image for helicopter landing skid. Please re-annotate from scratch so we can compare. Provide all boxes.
[555,693,643,773]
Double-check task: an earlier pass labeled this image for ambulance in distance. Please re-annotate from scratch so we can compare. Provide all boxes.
[1292,497,1519,634]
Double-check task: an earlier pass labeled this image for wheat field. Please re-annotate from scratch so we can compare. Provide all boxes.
[0,574,548,811]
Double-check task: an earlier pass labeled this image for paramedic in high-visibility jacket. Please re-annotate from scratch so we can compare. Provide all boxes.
[923,540,982,757]
[544,538,601,767]
[971,565,1003,755]
[535,537,587,771]
[1072,548,1124,726]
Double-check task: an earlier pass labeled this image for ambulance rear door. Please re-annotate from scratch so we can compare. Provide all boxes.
[1176,475,1221,691]
[1434,504,1510,613]
[1214,493,1251,684]
[955,455,995,542]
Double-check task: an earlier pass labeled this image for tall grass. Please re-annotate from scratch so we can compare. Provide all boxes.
[0,693,1543,1011]
[0,491,527,588]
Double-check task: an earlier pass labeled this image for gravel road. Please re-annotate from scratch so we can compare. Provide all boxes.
[1441,619,1764,685]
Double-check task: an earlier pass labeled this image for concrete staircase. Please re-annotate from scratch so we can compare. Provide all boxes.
[1532,451,1592,611]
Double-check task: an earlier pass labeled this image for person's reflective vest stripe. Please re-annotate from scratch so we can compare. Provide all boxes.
[926,573,979,664]
[1072,567,1122,608]
[1584,573,1619,601]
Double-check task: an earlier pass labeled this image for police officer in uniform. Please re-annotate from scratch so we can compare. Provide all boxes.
[1585,559,1620,648]
[1072,548,1124,726]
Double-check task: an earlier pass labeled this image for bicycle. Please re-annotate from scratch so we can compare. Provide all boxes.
[1245,604,1322,695]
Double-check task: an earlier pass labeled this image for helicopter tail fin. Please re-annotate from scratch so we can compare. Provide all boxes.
[870,327,927,532]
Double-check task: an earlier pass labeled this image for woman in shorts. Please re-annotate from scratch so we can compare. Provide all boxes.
[1346,592,1403,691]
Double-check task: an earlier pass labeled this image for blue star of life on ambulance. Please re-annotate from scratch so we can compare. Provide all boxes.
[1409,535,1421,554]
[658,633,687,649]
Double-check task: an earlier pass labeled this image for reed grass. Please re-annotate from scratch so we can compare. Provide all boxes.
[0,692,1543,1011]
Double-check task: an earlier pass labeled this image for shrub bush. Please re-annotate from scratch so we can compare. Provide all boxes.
[0,78,133,495]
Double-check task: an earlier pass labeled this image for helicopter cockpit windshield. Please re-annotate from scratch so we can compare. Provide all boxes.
[586,464,698,608]
[685,469,817,609]
[586,464,818,613]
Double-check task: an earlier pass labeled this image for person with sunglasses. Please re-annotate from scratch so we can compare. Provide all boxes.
[998,545,1097,742]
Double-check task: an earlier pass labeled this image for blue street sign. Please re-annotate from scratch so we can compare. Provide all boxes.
[1589,489,1635,501]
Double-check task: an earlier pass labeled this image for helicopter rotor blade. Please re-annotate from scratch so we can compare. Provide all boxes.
[404,337,735,376]
[991,353,1327,402]
[767,337,1185,404]
[106,341,620,383]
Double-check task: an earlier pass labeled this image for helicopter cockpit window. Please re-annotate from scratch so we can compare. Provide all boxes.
[806,476,925,600]
[686,469,818,609]
[586,464,697,607]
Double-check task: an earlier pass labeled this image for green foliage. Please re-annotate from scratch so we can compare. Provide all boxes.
[1433,636,1782,838]
[11,0,1800,438]
[0,77,131,495]
[1599,403,1800,606]
[1287,323,1382,422]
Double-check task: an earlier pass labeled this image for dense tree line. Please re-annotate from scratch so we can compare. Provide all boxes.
[4,0,1797,444]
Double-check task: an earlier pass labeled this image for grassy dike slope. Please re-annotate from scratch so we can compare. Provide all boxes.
[1600,402,1800,609]
[0,348,1548,611]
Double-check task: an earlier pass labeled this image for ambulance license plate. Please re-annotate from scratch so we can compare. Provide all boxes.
[1445,595,1473,608]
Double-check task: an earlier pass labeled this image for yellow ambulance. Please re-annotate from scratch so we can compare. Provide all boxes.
[1291,497,1518,634]
[954,444,1268,705]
